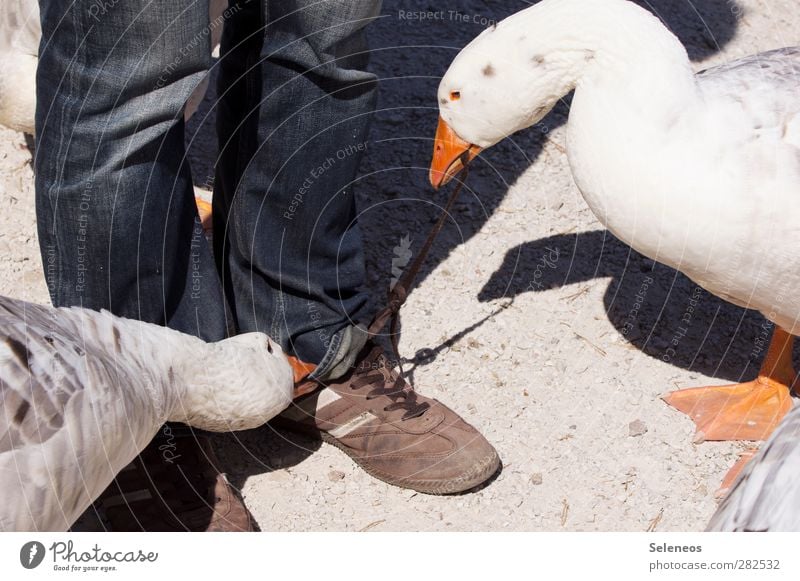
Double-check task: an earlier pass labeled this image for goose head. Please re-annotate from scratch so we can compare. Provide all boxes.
[170,332,294,432]
[429,0,597,188]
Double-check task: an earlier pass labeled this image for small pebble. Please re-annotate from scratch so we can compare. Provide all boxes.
[530,473,543,485]
[328,470,346,482]
[628,420,648,437]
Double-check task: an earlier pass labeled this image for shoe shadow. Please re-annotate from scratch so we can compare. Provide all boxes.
[398,301,515,386]
[477,229,786,383]
[212,423,321,490]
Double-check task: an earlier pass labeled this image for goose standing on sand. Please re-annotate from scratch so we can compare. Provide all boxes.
[708,405,800,531]
[0,296,293,531]
[429,0,800,443]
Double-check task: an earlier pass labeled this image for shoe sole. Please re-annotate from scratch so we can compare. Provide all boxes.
[271,419,501,495]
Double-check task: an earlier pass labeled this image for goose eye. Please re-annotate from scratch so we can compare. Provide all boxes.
[449,91,461,101]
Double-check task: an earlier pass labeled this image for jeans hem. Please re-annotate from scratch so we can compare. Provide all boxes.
[310,322,369,381]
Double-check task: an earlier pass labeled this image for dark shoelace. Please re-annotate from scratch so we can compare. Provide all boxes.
[365,166,469,386]
[349,344,430,420]
[356,166,468,420]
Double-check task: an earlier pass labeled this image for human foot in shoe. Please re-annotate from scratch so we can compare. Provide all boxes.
[274,342,500,494]
[96,427,257,531]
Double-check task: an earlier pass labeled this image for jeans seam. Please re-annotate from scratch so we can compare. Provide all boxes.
[309,323,344,380]
[53,8,87,308]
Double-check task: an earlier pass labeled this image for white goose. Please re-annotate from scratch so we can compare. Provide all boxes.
[0,0,228,134]
[0,0,38,134]
[0,296,293,531]
[708,405,800,531]
[430,0,800,444]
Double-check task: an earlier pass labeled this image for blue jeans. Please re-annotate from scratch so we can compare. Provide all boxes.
[36,0,380,379]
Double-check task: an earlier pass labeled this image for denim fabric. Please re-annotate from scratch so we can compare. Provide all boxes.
[36,0,380,377]
[214,0,379,377]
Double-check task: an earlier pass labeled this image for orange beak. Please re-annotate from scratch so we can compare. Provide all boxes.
[429,116,482,189]
[287,355,318,398]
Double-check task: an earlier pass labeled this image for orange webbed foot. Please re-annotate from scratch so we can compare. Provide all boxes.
[663,377,792,442]
[663,327,796,443]
[715,449,757,500]
[195,197,213,232]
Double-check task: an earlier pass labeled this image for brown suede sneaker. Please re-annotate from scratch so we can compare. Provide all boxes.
[96,428,256,531]
[273,341,500,494]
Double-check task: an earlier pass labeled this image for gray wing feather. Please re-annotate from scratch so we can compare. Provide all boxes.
[0,297,165,531]
[708,405,800,531]
[697,47,800,146]
[0,0,40,55]
[698,47,800,91]
[0,298,91,454]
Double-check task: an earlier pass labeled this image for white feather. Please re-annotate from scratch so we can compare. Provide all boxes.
[0,295,292,531]
[438,0,800,334]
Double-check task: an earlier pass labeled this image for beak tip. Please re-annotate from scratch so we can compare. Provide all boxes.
[429,116,477,190]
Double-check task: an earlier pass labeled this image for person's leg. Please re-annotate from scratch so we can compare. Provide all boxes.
[36,0,229,341]
[35,0,250,530]
[216,0,501,494]
[215,0,378,378]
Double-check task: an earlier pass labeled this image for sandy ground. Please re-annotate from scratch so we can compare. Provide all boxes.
[2,0,799,531]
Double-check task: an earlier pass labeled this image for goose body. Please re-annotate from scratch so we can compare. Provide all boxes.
[430,0,800,444]
[0,0,38,134]
[708,405,800,531]
[0,296,292,531]
[433,0,800,333]
[0,0,227,134]
[566,45,800,334]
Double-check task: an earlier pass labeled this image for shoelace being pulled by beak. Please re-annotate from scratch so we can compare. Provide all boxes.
[366,165,469,386]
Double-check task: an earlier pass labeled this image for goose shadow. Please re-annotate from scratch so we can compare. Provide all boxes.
[477,229,788,383]
[353,0,742,317]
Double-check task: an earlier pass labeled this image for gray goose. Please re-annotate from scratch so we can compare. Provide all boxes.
[1,296,292,531]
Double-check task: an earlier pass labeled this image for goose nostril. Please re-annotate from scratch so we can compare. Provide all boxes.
[266,340,273,354]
